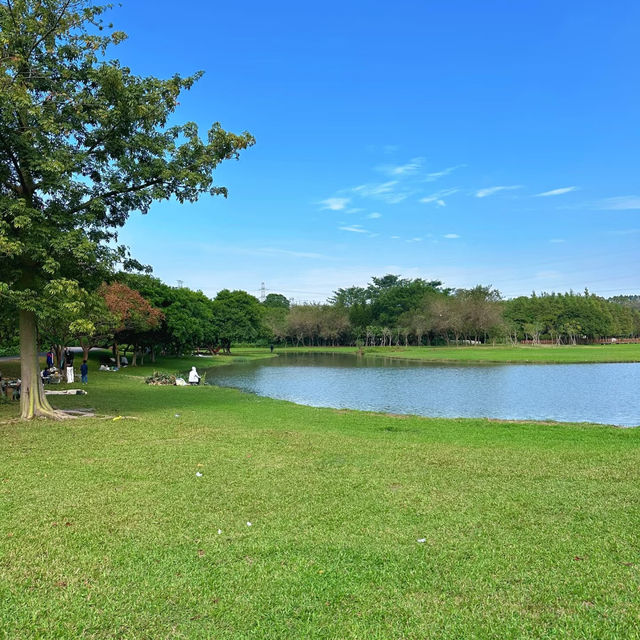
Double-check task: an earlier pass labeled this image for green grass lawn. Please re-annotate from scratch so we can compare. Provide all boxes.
[1,352,639,638]
[277,343,640,363]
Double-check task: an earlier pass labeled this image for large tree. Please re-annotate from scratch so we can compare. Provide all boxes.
[0,1,254,418]
[211,290,263,353]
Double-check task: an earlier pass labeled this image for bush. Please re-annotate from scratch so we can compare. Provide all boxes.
[0,338,19,357]
[144,371,176,386]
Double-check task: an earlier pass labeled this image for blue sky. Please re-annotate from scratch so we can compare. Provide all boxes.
[113,0,639,301]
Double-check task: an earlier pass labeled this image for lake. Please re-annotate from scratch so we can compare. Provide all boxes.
[204,352,640,427]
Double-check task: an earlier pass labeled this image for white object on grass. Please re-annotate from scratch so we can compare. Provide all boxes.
[417,538,426,543]
[195,472,203,477]
[247,522,252,527]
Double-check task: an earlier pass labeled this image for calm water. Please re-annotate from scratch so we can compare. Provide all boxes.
[204,353,640,427]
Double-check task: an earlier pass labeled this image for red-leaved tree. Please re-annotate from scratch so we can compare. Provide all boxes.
[101,283,163,366]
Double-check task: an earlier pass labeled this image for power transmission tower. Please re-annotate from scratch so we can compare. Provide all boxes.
[260,282,266,302]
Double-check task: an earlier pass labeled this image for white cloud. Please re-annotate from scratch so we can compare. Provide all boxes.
[339,225,369,234]
[436,200,446,207]
[379,157,424,176]
[390,235,401,239]
[425,164,466,182]
[190,244,335,260]
[549,238,565,244]
[535,186,577,197]
[353,181,411,204]
[420,188,460,204]
[319,197,350,211]
[345,207,364,214]
[385,192,412,204]
[476,185,523,198]
[607,228,640,236]
[353,181,397,197]
[367,212,382,219]
[443,233,460,239]
[595,196,640,210]
[406,237,423,243]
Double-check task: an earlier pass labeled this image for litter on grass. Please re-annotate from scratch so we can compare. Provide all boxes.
[196,472,203,477]
[417,538,426,543]
[217,529,222,535]
[247,522,252,527]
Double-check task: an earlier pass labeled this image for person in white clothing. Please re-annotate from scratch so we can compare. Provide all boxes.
[188,367,201,386]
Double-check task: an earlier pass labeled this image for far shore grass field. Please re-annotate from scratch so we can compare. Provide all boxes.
[275,342,640,363]
[1,349,640,638]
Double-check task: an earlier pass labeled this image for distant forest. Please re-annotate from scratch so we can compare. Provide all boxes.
[266,275,640,347]
[1,274,638,358]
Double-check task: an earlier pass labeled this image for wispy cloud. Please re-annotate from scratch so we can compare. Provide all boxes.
[425,164,466,182]
[549,238,565,244]
[594,196,640,210]
[420,188,460,204]
[443,233,460,239]
[353,181,397,197]
[476,185,523,198]
[192,244,335,261]
[607,228,640,236]
[378,157,424,177]
[353,181,411,204]
[367,212,382,219]
[339,225,369,234]
[319,197,350,211]
[535,186,577,197]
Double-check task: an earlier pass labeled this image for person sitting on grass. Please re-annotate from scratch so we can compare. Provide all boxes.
[188,367,201,386]
[41,367,51,382]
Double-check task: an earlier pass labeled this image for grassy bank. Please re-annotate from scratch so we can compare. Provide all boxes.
[1,353,639,638]
[277,343,640,363]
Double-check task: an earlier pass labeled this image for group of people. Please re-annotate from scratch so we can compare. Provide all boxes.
[0,370,20,400]
[43,348,88,384]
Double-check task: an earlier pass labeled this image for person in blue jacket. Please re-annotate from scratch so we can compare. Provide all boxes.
[80,360,89,384]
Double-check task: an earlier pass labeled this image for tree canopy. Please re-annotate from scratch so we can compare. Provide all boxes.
[0,0,254,418]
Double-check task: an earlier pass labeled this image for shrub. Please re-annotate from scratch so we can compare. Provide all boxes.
[144,371,176,386]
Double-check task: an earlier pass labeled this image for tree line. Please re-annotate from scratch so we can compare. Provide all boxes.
[270,276,640,347]
[2,272,638,366]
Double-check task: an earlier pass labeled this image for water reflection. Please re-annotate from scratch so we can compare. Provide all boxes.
[205,353,640,427]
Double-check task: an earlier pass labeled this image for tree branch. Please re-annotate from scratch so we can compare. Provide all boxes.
[24,0,74,63]
[68,177,165,215]
[0,130,28,195]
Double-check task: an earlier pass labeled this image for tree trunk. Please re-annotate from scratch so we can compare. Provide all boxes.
[19,310,58,419]
[54,344,63,369]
